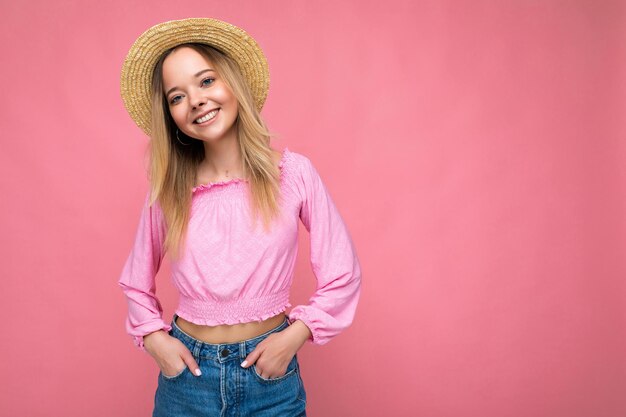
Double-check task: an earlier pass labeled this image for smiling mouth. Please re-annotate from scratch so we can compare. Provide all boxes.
[193,109,220,124]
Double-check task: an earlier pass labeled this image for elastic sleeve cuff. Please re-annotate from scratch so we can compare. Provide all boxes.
[132,323,173,352]
[287,310,320,345]
[133,336,147,352]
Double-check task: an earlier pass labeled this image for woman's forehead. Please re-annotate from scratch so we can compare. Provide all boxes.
[162,47,215,88]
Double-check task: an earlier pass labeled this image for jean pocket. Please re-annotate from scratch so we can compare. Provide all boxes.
[251,354,298,384]
[160,365,187,381]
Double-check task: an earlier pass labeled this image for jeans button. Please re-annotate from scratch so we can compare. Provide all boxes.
[221,348,230,357]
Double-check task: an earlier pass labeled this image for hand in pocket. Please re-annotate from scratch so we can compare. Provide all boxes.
[144,330,201,377]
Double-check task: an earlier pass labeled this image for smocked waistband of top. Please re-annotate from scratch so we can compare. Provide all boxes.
[176,289,292,324]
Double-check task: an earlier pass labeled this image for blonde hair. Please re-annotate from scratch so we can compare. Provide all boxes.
[148,43,282,261]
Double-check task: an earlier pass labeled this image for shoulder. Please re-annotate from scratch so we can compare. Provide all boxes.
[282,147,314,173]
[272,148,318,199]
[279,148,327,201]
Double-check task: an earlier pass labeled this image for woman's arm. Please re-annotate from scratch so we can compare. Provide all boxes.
[287,154,363,345]
[117,191,172,352]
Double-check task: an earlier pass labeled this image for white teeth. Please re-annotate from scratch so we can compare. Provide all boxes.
[195,109,218,124]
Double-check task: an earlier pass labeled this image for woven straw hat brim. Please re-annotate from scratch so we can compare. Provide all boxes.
[120,18,269,136]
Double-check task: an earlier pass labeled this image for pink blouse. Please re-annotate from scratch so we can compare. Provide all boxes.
[117,148,362,351]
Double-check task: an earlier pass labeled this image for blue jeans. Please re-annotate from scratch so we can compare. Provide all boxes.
[153,313,307,417]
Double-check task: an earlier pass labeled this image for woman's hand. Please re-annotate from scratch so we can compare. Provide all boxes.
[144,330,202,377]
[240,320,312,378]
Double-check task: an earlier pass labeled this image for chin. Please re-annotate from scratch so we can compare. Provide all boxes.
[194,132,229,142]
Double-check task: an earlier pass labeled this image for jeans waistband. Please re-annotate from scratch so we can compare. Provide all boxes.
[169,313,290,361]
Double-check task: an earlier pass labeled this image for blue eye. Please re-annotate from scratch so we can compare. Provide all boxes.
[168,78,214,105]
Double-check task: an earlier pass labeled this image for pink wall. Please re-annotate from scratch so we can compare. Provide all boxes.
[1,1,625,416]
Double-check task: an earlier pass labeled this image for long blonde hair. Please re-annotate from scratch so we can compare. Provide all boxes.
[148,43,281,261]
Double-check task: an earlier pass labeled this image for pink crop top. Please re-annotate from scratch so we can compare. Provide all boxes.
[117,148,362,351]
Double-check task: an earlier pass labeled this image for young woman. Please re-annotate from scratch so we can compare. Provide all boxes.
[117,18,362,416]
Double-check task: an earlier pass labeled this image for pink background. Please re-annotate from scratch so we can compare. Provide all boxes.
[1,1,625,416]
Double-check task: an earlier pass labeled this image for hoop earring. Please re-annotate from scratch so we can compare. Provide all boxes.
[176,128,191,146]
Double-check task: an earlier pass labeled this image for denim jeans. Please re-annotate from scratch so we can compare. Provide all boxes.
[153,313,307,417]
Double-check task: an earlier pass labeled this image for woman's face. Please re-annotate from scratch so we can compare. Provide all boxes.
[161,47,238,143]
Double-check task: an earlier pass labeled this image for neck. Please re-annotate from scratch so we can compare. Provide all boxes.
[199,130,244,181]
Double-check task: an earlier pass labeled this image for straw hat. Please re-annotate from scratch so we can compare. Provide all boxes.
[120,17,270,136]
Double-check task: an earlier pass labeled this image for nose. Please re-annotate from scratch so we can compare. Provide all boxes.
[188,89,207,109]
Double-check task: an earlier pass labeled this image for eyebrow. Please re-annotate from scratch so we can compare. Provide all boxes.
[165,69,215,97]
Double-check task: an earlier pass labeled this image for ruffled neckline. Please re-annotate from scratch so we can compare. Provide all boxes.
[192,147,290,193]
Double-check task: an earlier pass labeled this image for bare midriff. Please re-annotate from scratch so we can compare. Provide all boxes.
[175,312,287,344]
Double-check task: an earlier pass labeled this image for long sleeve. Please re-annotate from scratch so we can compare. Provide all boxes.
[117,191,172,352]
[288,155,362,345]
